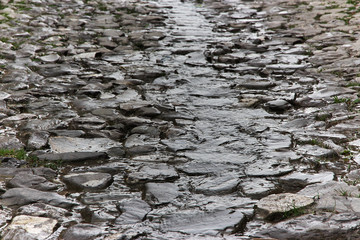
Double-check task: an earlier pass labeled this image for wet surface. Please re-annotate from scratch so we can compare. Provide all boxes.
[1,0,360,239]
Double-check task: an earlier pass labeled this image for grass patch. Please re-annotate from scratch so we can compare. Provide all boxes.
[0,148,62,170]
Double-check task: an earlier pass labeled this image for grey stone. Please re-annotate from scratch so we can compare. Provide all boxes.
[160,209,245,235]
[62,172,113,190]
[246,159,293,177]
[0,188,77,208]
[280,172,334,192]
[1,215,57,240]
[16,203,70,220]
[7,173,59,191]
[39,54,60,63]
[255,212,360,240]
[62,224,106,240]
[126,164,179,184]
[177,161,239,176]
[145,182,180,205]
[192,173,240,195]
[27,131,50,150]
[256,193,314,219]
[116,199,151,224]
[37,152,108,162]
[239,178,277,199]
[298,181,360,199]
[48,136,122,153]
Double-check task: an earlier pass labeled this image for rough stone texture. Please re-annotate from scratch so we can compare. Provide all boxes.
[256,193,314,219]
[239,178,277,199]
[0,188,77,208]
[280,172,334,192]
[116,199,151,224]
[126,164,179,184]
[48,137,122,153]
[62,172,113,191]
[145,182,180,205]
[255,212,360,240]
[6,173,59,191]
[37,152,108,162]
[298,181,360,199]
[62,223,106,240]
[1,215,57,240]
[160,209,245,235]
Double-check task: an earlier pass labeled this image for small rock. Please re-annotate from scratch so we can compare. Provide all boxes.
[62,223,106,240]
[37,152,108,162]
[239,178,277,199]
[17,203,70,220]
[39,54,60,63]
[0,187,77,208]
[265,99,292,112]
[126,164,179,184]
[48,136,122,153]
[256,193,314,220]
[6,173,59,191]
[255,212,360,240]
[192,174,240,195]
[62,172,113,191]
[145,182,180,205]
[116,199,151,224]
[160,209,245,235]
[280,172,334,192]
[27,131,50,150]
[1,215,57,240]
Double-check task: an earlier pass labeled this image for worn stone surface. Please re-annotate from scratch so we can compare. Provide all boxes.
[1,215,57,240]
[256,193,314,219]
[62,223,106,240]
[0,0,360,238]
[62,172,113,191]
[160,209,245,235]
[0,188,77,208]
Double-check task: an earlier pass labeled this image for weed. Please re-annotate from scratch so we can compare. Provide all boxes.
[0,37,9,43]
[0,148,27,160]
[336,188,351,197]
[282,202,306,219]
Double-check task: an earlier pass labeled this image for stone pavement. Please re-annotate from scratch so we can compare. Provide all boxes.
[0,0,360,239]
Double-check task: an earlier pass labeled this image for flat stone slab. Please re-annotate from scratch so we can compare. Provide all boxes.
[160,209,245,235]
[239,178,276,199]
[280,172,334,192]
[116,199,151,224]
[37,152,108,162]
[126,164,179,184]
[62,172,113,190]
[145,182,180,205]
[1,215,57,240]
[298,181,360,199]
[62,223,106,240]
[254,212,360,240]
[0,187,77,208]
[256,193,314,219]
[6,173,59,191]
[48,136,122,153]
[192,173,240,195]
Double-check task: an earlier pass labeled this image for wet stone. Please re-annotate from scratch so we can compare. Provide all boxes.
[255,212,360,240]
[1,215,57,240]
[16,203,70,221]
[0,187,77,208]
[37,152,108,162]
[245,159,293,177]
[126,164,179,185]
[27,131,50,150]
[145,182,180,205]
[6,173,59,191]
[116,199,151,224]
[239,178,277,199]
[160,209,245,235]
[62,223,106,240]
[48,136,122,153]
[177,161,239,176]
[256,193,314,220]
[298,181,360,199]
[279,172,334,192]
[62,172,113,191]
[192,173,241,196]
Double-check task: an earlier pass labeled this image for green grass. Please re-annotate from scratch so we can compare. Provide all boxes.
[0,148,62,170]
